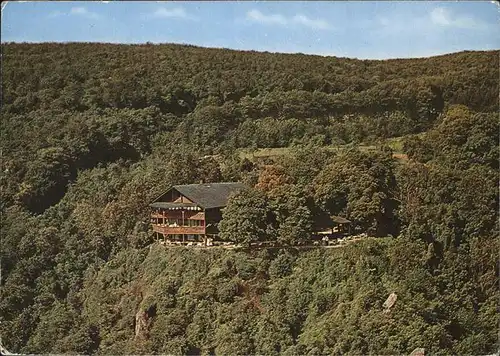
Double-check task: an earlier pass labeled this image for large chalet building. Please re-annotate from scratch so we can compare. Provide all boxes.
[150,182,245,245]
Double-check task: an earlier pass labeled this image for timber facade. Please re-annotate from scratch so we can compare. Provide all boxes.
[150,182,245,246]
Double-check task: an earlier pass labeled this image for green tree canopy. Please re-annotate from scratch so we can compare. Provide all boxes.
[219,187,273,246]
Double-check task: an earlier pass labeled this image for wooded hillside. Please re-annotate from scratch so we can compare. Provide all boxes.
[1,43,498,355]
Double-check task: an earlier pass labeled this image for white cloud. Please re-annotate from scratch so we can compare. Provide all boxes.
[430,7,485,29]
[149,7,197,21]
[247,9,287,25]
[375,6,490,36]
[430,7,451,26]
[246,9,332,30]
[70,6,100,19]
[362,5,497,59]
[292,14,331,30]
[70,7,86,15]
[47,6,100,20]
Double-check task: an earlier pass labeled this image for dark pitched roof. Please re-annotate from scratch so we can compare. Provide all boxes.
[314,214,351,230]
[331,215,351,224]
[164,182,246,209]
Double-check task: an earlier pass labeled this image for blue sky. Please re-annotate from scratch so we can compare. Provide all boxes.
[2,1,499,59]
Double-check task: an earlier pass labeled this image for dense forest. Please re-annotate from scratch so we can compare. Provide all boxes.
[1,42,498,355]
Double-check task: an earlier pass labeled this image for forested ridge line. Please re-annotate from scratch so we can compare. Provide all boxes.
[0,43,498,355]
[2,43,498,115]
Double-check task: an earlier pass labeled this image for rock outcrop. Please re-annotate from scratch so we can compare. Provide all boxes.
[383,292,398,313]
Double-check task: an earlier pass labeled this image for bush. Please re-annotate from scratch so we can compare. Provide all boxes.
[269,252,296,279]
[216,280,239,303]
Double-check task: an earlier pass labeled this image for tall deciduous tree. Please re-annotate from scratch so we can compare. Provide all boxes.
[268,184,313,245]
[219,188,272,246]
[313,149,399,236]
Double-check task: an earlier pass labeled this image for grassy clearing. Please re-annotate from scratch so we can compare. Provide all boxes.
[238,135,412,161]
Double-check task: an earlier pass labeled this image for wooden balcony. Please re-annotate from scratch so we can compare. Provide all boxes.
[152,224,205,235]
[151,211,205,220]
